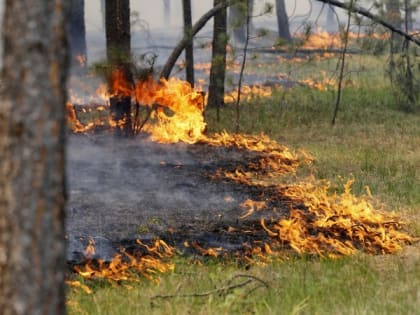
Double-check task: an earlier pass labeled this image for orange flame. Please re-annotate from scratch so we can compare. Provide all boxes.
[135,77,206,143]
[73,239,174,284]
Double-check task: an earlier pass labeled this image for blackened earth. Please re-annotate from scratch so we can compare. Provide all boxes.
[66,133,290,262]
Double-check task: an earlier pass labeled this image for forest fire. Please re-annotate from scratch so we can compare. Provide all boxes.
[71,239,174,283]
[67,70,414,286]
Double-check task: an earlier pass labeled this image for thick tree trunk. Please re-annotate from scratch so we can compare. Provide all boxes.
[70,0,87,74]
[105,0,133,136]
[0,1,69,314]
[208,0,228,121]
[276,0,292,42]
[182,0,195,87]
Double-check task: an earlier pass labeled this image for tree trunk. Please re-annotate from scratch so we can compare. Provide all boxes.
[207,0,228,121]
[229,0,254,44]
[275,0,292,42]
[70,0,87,74]
[182,0,195,87]
[160,0,233,79]
[105,0,133,136]
[0,1,69,314]
[106,0,131,64]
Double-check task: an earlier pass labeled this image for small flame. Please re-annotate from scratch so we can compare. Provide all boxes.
[75,54,86,68]
[73,239,174,283]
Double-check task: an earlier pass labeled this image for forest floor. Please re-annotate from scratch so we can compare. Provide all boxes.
[67,52,420,314]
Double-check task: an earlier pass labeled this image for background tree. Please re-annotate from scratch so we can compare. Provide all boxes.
[229,0,254,43]
[275,0,292,42]
[208,0,228,121]
[70,0,87,74]
[182,0,195,87]
[0,0,70,314]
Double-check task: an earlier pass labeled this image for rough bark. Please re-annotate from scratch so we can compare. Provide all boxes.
[182,0,195,87]
[69,0,87,74]
[0,1,70,314]
[275,0,292,42]
[208,0,228,120]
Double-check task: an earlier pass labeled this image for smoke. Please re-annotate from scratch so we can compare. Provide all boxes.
[66,134,253,259]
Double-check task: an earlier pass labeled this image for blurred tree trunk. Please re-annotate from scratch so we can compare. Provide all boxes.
[182,0,195,87]
[163,0,171,28]
[208,0,228,121]
[229,0,254,44]
[0,1,69,314]
[386,0,403,50]
[275,0,292,42]
[105,0,133,136]
[70,0,87,74]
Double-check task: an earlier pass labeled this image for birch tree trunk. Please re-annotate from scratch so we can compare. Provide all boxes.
[0,1,70,314]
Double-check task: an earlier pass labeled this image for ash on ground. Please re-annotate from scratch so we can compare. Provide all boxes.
[66,133,288,261]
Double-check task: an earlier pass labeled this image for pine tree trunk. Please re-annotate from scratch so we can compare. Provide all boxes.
[0,1,69,314]
[276,0,292,42]
[208,0,228,121]
[105,0,133,136]
[228,0,254,44]
[70,0,87,74]
[182,0,195,87]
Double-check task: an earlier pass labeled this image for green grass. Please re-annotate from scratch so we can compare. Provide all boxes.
[68,253,420,314]
[68,56,420,314]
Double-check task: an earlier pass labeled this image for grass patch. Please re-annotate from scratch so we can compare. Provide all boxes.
[68,55,419,314]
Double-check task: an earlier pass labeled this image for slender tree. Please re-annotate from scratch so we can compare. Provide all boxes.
[275,0,292,42]
[69,0,87,74]
[208,0,228,121]
[229,0,254,44]
[182,0,195,87]
[0,1,70,314]
[105,0,133,136]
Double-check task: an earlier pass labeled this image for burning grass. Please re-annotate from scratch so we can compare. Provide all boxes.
[65,70,417,290]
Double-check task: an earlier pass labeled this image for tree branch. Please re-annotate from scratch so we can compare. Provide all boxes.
[316,0,420,46]
[160,0,236,79]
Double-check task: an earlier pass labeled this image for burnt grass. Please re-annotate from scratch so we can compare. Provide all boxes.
[66,133,295,264]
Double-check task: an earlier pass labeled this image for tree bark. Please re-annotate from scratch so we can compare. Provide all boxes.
[208,0,228,121]
[105,0,131,64]
[182,0,195,87]
[275,0,292,42]
[105,0,133,136]
[0,1,70,314]
[69,0,87,74]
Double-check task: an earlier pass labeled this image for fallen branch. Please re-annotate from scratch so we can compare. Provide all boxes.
[151,274,269,301]
[160,0,236,79]
[316,0,420,46]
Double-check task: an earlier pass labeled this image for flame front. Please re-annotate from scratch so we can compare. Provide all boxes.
[135,77,206,143]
